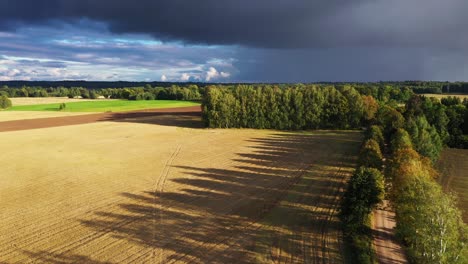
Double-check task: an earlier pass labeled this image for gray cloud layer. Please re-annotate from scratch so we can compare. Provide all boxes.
[1,0,467,49]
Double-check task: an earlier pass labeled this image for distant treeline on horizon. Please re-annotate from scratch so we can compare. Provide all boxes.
[1,80,468,94]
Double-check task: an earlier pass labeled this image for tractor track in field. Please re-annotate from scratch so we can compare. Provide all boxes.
[259,139,359,264]
[153,144,181,262]
[0,106,201,132]
[1,124,362,263]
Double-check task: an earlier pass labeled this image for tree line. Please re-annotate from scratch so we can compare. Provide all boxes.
[0,85,204,101]
[202,85,399,130]
[386,128,467,263]
[340,127,385,263]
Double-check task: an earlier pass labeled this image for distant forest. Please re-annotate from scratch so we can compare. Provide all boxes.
[1,80,468,94]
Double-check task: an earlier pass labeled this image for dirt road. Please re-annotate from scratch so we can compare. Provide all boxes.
[373,201,407,264]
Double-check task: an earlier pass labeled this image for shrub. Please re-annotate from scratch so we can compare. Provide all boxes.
[0,95,12,109]
[58,103,66,111]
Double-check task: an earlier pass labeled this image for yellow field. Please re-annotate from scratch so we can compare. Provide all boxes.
[437,148,468,223]
[422,94,468,100]
[0,113,361,263]
[10,97,111,106]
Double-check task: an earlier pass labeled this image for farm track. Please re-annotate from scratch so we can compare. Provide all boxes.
[0,112,362,263]
[372,201,407,264]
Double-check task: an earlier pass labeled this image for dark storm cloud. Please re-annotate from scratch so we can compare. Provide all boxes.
[1,0,468,49]
[233,47,428,82]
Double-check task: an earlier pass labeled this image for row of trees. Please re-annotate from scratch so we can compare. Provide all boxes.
[202,85,383,129]
[345,99,467,263]
[386,127,467,263]
[0,85,204,101]
[340,127,386,263]
[345,113,467,263]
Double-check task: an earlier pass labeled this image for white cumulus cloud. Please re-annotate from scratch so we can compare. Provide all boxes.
[161,74,167,81]
[205,67,230,82]
[181,73,190,81]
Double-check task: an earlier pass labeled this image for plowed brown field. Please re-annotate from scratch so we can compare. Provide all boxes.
[0,112,361,263]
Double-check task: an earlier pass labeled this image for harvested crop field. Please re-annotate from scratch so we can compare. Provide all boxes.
[422,94,468,100]
[437,148,468,223]
[0,112,361,263]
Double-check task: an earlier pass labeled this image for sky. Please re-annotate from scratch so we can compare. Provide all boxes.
[0,0,468,82]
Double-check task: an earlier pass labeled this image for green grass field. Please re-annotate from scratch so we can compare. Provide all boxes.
[8,100,200,113]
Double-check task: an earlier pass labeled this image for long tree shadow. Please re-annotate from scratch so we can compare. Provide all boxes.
[26,131,361,263]
[98,108,203,128]
[84,132,360,263]
[20,251,113,264]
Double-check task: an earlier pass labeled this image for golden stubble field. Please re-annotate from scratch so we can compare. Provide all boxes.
[422,94,468,100]
[0,113,361,263]
[437,148,468,223]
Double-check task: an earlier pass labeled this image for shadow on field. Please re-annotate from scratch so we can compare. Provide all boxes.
[26,131,361,263]
[21,251,112,264]
[98,107,203,128]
